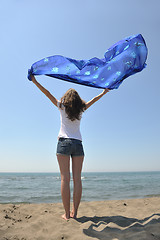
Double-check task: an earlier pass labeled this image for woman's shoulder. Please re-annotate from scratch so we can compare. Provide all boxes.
[57,101,65,110]
[57,101,60,108]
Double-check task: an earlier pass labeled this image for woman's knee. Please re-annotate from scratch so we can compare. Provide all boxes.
[73,175,81,184]
[61,173,70,183]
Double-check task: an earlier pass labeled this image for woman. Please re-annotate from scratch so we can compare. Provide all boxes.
[30,74,109,220]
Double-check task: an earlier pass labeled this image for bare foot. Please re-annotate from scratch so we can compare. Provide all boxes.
[70,211,77,219]
[62,214,70,221]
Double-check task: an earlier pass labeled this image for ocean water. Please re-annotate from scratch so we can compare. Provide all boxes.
[0,172,160,204]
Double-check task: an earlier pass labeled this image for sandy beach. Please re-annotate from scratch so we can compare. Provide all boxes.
[0,197,160,240]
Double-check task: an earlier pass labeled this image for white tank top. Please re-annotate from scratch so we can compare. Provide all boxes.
[57,101,82,141]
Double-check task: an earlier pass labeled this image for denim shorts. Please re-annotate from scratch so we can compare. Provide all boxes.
[56,138,84,157]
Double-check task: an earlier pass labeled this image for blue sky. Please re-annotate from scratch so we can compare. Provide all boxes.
[0,0,160,172]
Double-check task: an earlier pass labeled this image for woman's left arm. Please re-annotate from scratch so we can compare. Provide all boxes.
[31,75,58,107]
[85,88,110,110]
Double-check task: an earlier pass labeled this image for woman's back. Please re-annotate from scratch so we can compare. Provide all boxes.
[57,101,82,141]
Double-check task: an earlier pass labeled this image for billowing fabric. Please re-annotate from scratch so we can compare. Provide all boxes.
[28,34,147,89]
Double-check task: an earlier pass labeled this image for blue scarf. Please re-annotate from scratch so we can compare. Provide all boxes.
[28,34,147,90]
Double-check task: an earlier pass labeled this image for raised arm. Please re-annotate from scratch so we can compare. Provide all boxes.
[85,88,110,110]
[31,75,58,107]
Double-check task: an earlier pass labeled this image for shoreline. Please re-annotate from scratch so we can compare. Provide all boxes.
[0,197,160,240]
[1,194,160,205]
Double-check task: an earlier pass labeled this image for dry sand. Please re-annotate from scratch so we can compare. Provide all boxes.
[0,197,160,240]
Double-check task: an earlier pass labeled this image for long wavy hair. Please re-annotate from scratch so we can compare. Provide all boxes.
[59,88,86,121]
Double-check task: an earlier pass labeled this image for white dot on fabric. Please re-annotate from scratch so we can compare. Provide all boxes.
[116,71,121,76]
[124,45,129,51]
[66,66,70,71]
[85,71,90,75]
[93,74,99,79]
[52,67,59,73]
[44,58,49,62]
[94,66,99,71]
[131,52,136,58]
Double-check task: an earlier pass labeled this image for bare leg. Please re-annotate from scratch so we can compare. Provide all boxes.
[71,156,84,218]
[57,154,70,220]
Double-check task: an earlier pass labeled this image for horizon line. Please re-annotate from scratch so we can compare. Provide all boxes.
[0,170,160,173]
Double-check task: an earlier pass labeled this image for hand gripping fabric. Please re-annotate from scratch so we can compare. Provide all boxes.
[28,34,148,90]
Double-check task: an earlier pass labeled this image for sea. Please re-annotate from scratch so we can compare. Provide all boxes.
[0,172,160,204]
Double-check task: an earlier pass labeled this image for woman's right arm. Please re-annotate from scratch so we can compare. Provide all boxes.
[85,88,110,110]
[31,75,58,107]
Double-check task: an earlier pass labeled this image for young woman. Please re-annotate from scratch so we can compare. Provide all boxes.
[30,74,109,220]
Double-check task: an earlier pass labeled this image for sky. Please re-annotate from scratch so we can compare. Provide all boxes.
[0,0,160,172]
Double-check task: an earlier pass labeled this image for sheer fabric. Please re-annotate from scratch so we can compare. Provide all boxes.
[28,34,147,90]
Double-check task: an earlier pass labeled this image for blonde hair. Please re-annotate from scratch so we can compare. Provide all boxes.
[60,88,86,121]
